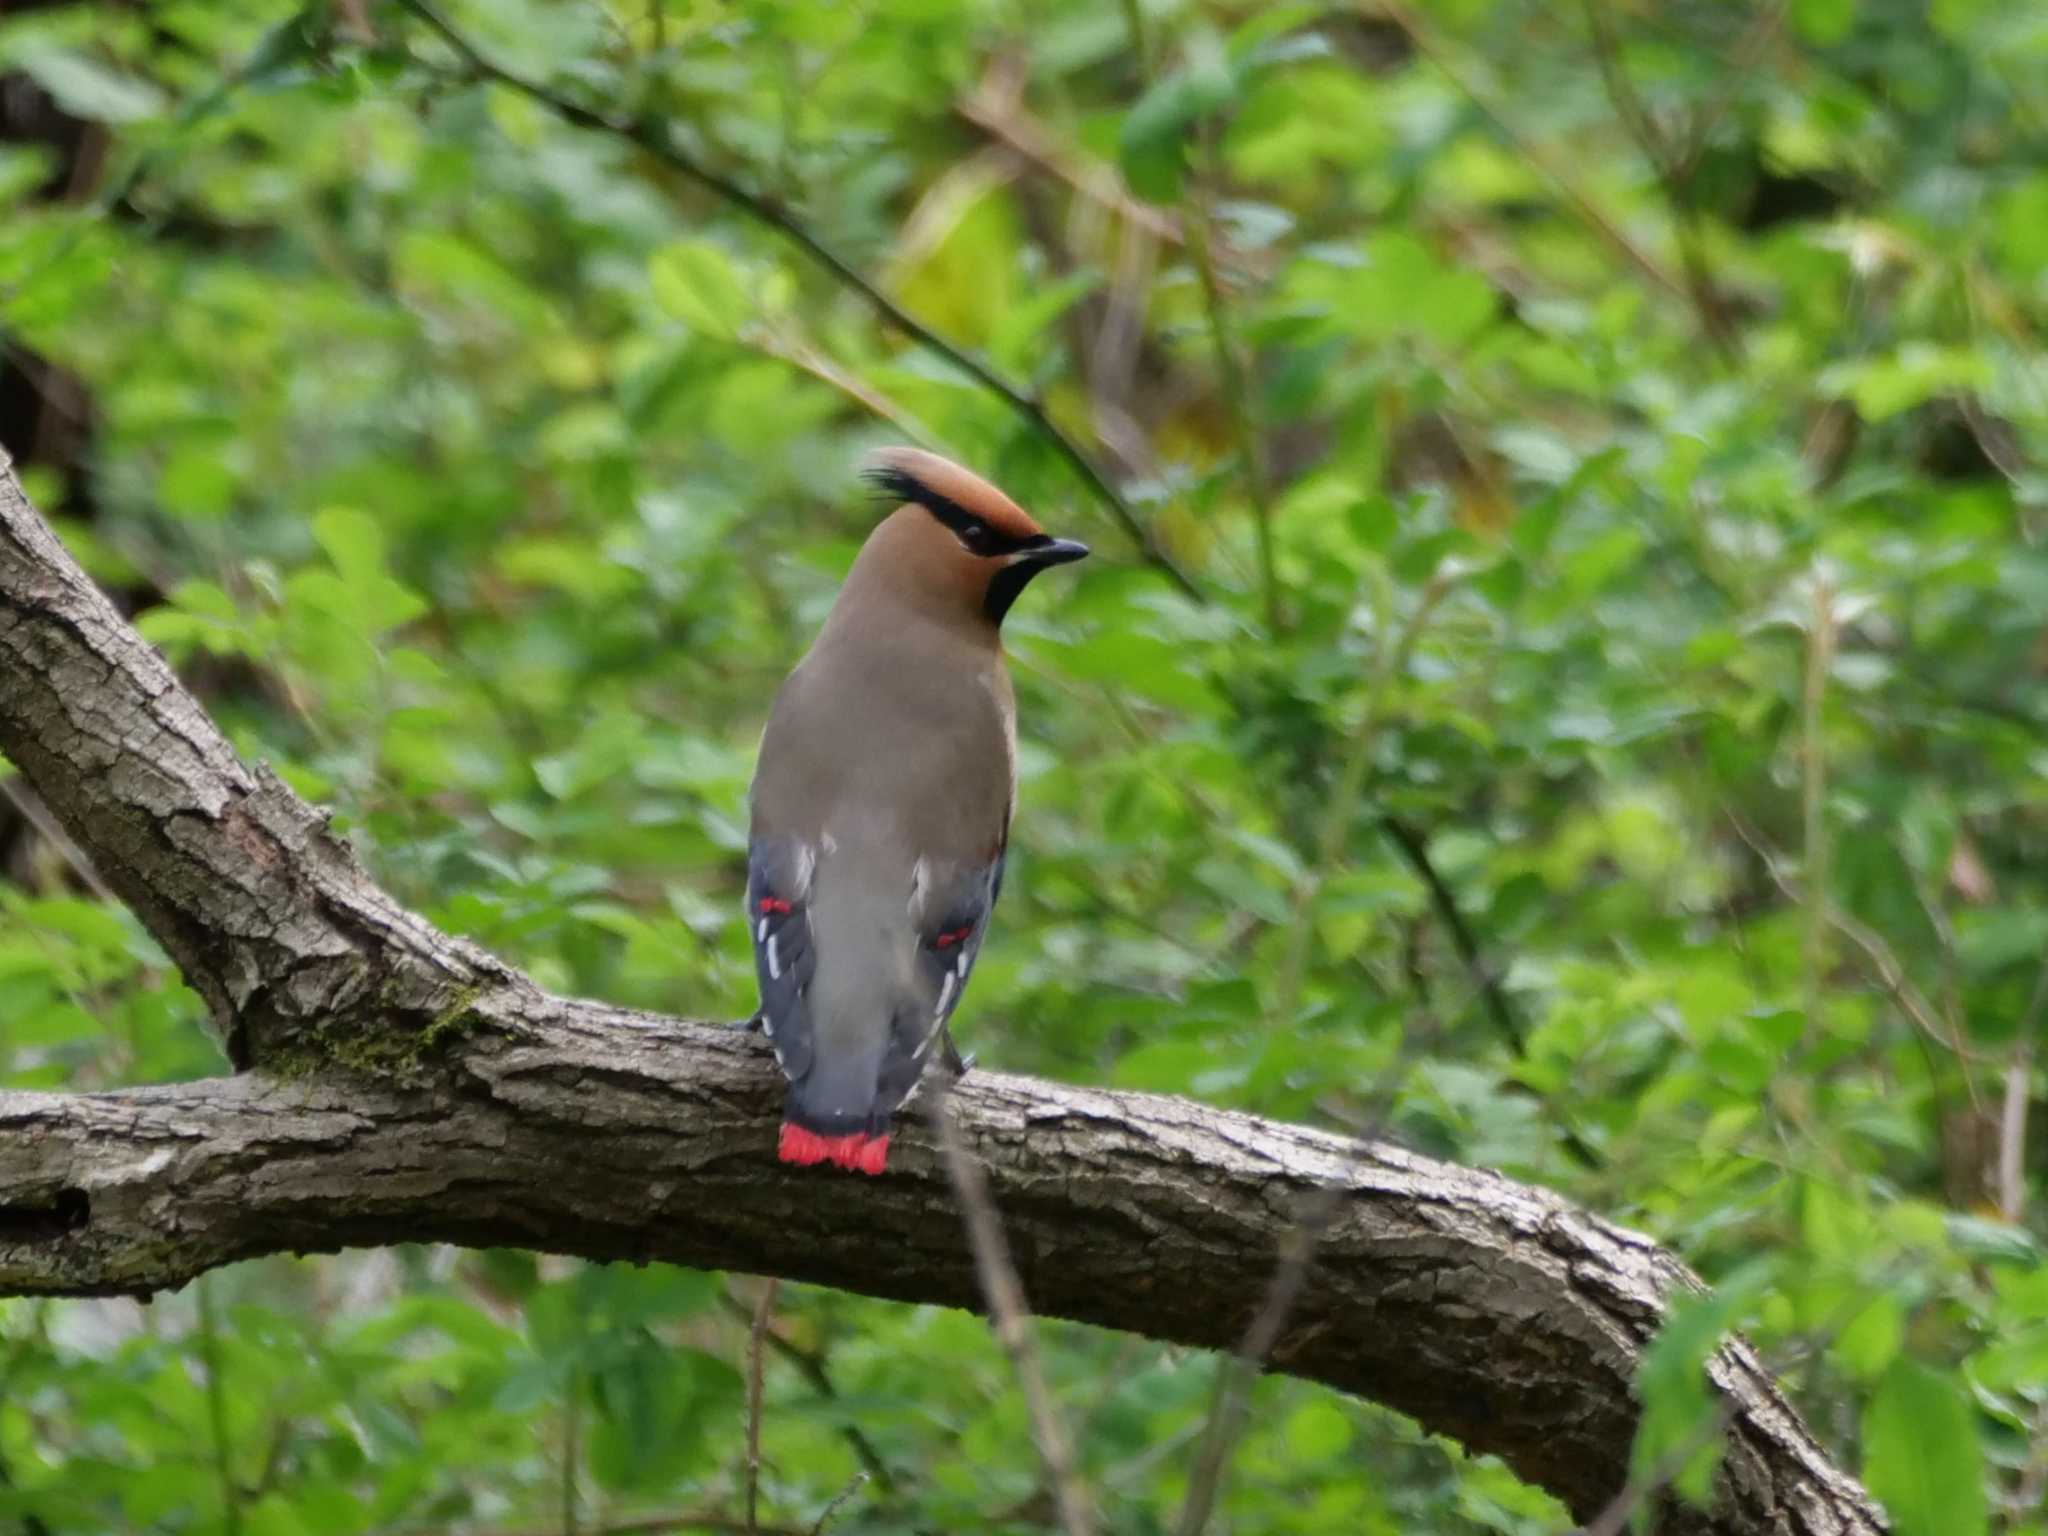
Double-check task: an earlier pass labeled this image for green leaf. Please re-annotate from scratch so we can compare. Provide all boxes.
[1633,1268,1771,1507]
[1793,0,1856,43]
[158,445,237,519]
[1819,344,1992,423]
[1284,1399,1352,1459]
[1338,233,1496,345]
[313,507,387,590]
[1117,37,1237,203]
[648,240,750,339]
[534,710,647,801]
[16,48,168,124]
[1832,1293,1903,1381]
[1029,632,1218,714]
[1863,1360,1988,1536]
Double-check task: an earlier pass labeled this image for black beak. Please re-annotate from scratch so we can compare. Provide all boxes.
[1026,537,1090,566]
[986,536,1089,623]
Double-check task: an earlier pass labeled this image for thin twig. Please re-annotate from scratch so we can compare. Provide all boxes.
[381,1513,810,1536]
[1373,0,1691,309]
[1579,0,1738,359]
[2000,961,2048,1221]
[1376,816,1605,1173]
[0,5,333,309]
[1170,1005,1445,1535]
[1186,125,1281,632]
[1800,574,1836,1055]
[715,1292,897,1494]
[0,774,119,905]
[391,0,1201,603]
[196,1278,244,1536]
[1169,1209,1330,1536]
[1247,547,1609,1175]
[1576,1400,1739,1536]
[931,1089,1094,1536]
[749,332,933,442]
[1669,0,1789,183]
[955,71,1187,249]
[745,1280,779,1534]
[1727,811,1993,1084]
[1271,561,1458,1029]
[561,1366,582,1536]
[1375,815,1516,1052]
[805,1473,868,1536]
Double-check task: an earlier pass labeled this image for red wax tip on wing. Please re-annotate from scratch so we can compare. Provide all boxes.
[759,897,792,914]
[778,1124,890,1175]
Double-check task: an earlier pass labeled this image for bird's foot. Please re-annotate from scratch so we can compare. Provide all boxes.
[941,1029,976,1078]
[732,1009,767,1034]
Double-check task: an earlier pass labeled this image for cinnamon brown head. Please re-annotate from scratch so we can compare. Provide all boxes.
[858,447,1088,625]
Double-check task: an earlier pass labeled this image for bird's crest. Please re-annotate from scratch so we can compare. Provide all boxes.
[861,446,1044,542]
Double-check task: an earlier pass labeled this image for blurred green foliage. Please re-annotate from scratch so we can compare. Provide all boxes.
[1,0,2045,1530]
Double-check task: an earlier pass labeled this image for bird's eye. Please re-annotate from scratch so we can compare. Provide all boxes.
[957,521,994,554]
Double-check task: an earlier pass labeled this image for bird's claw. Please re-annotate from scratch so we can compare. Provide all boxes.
[733,1010,766,1034]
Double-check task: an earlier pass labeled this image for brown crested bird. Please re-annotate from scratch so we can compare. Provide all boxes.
[746,448,1088,1173]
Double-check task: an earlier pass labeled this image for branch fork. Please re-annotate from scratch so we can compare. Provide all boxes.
[0,448,1883,1535]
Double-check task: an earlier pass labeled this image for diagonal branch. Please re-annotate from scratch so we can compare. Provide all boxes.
[933,1093,1094,1536]
[1373,0,1693,312]
[389,0,1202,604]
[0,1040,1880,1536]
[0,447,1883,1536]
[0,445,524,1069]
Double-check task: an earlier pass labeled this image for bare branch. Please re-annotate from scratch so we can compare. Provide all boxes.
[2000,962,2048,1221]
[746,1279,779,1534]
[716,1290,897,1494]
[1372,1,1694,312]
[955,62,1188,250]
[0,1054,1882,1535]
[1579,0,1741,359]
[1185,127,1281,633]
[1171,966,1446,1535]
[1727,809,1996,1078]
[389,0,1203,605]
[805,1473,867,1536]
[384,1510,810,1536]
[0,447,525,1069]
[0,772,118,906]
[1578,1402,1738,1536]
[1172,1189,1340,1536]
[0,450,1885,1535]
[933,1092,1094,1536]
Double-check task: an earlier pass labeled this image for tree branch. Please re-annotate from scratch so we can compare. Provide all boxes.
[1374,1,1694,313]
[389,0,1203,605]
[0,447,1884,1535]
[933,1092,1093,1536]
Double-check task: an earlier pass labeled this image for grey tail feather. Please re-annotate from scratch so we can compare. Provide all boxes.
[782,1059,891,1138]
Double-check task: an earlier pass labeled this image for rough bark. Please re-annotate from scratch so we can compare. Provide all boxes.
[0,446,1885,1534]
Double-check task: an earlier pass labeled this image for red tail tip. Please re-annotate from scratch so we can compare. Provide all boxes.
[778,1124,891,1175]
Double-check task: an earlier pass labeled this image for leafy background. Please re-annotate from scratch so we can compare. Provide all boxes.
[1,0,2044,1532]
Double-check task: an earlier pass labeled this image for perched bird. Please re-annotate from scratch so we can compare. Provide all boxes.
[746,448,1088,1174]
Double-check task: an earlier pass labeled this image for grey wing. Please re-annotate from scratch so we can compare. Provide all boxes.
[876,846,1006,1108]
[747,836,819,1080]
